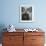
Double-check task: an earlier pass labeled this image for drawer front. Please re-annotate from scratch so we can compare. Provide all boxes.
[3,36,23,44]
[24,32,45,46]
[3,32,23,36]
[3,43,23,46]
[3,36,23,46]
[3,32,24,46]
[32,44,44,46]
[24,32,44,36]
[32,36,45,44]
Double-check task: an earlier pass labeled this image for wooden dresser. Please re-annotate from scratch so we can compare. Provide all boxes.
[2,29,45,46]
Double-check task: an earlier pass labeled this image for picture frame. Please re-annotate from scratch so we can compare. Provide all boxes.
[20,5,34,22]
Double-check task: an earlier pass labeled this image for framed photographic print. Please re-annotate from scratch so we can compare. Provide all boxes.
[20,5,34,22]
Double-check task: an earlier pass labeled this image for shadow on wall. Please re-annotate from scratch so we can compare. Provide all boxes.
[0,24,7,43]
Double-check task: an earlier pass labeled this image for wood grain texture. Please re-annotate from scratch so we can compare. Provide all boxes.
[2,32,23,46]
[24,32,45,46]
[2,30,45,46]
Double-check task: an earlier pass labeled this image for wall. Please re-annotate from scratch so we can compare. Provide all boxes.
[0,0,46,29]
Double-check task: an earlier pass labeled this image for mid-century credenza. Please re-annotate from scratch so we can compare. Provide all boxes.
[2,29,45,46]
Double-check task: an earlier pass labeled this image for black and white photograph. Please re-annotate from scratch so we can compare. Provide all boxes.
[20,5,34,22]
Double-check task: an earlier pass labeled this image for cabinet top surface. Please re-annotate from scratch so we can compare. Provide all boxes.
[3,29,45,33]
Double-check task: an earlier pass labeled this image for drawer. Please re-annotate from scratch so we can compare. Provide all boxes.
[3,32,23,36]
[24,35,45,45]
[24,32,44,36]
[3,43,23,46]
[31,44,44,46]
[3,35,23,44]
[3,44,15,46]
[3,38,23,46]
[32,36,45,44]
